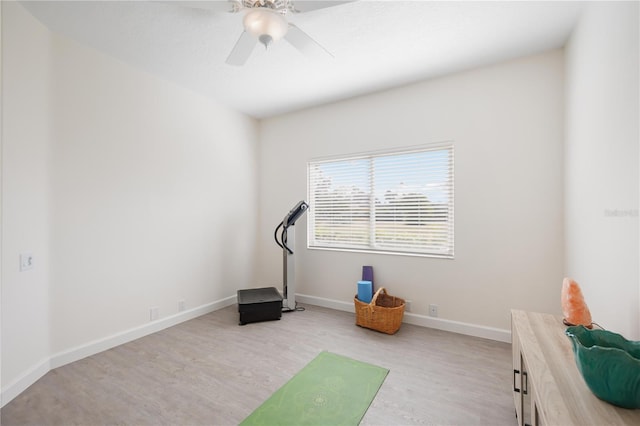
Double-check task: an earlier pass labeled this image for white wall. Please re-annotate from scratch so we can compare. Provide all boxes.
[2,1,260,402]
[258,50,565,332]
[48,30,259,354]
[1,1,53,402]
[565,2,639,339]
[1,0,4,400]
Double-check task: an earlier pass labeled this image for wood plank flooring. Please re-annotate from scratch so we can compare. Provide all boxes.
[1,304,517,425]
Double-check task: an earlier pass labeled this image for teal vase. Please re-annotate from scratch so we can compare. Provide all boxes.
[565,325,640,409]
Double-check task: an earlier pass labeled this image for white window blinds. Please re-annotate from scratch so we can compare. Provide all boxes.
[308,142,454,258]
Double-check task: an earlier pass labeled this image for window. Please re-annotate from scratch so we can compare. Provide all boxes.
[307,142,454,258]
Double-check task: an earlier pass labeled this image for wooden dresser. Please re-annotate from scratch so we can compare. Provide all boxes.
[511,310,640,425]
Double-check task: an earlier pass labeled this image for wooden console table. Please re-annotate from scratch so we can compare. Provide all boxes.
[511,310,640,425]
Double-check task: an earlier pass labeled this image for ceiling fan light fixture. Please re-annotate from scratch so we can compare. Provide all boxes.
[243,8,288,49]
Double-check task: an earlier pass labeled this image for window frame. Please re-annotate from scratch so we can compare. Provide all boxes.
[307,141,454,259]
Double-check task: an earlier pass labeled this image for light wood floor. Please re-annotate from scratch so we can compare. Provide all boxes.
[1,304,517,426]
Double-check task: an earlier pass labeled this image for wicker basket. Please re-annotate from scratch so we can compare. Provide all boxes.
[354,287,405,334]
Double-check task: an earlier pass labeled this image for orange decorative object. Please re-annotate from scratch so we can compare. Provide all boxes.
[561,278,593,328]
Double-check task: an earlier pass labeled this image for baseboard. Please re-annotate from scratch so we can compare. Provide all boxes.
[1,357,50,408]
[2,293,510,408]
[1,295,236,408]
[296,293,354,312]
[50,295,237,369]
[296,293,511,343]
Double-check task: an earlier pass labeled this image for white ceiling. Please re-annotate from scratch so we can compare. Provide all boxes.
[20,0,585,118]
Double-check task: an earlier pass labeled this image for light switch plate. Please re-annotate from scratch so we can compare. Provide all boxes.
[20,253,34,271]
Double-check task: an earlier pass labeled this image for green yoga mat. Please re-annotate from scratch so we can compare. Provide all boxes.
[240,351,389,426]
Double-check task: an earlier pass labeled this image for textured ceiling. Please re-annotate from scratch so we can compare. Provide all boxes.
[20,1,584,118]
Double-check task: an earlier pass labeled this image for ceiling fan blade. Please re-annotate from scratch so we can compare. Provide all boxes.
[161,0,239,13]
[291,1,356,13]
[284,24,333,59]
[226,31,258,66]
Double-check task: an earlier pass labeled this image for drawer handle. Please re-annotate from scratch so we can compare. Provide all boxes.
[523,371,528,395]
[513,369,520,392]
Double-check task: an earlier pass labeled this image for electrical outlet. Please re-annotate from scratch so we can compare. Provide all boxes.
[429,304,438,317]
[405,300,412,312]
[178,300,186,312]
[20,253,34,271]
[150,307,159,321]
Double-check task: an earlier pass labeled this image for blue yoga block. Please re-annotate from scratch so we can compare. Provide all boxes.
[357,280,373,303]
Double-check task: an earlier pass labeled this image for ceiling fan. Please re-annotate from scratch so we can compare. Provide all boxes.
[179,0,353,66]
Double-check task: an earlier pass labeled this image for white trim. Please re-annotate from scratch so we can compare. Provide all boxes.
[50,295,236,369]
[1,357,50,407]
[402,312,511,343]
[1,295,236,408]
[296,293,511,343]
[308,140,455,163]
[307,141,455,259]
[2,293,510,408]
[296,293,354,312]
